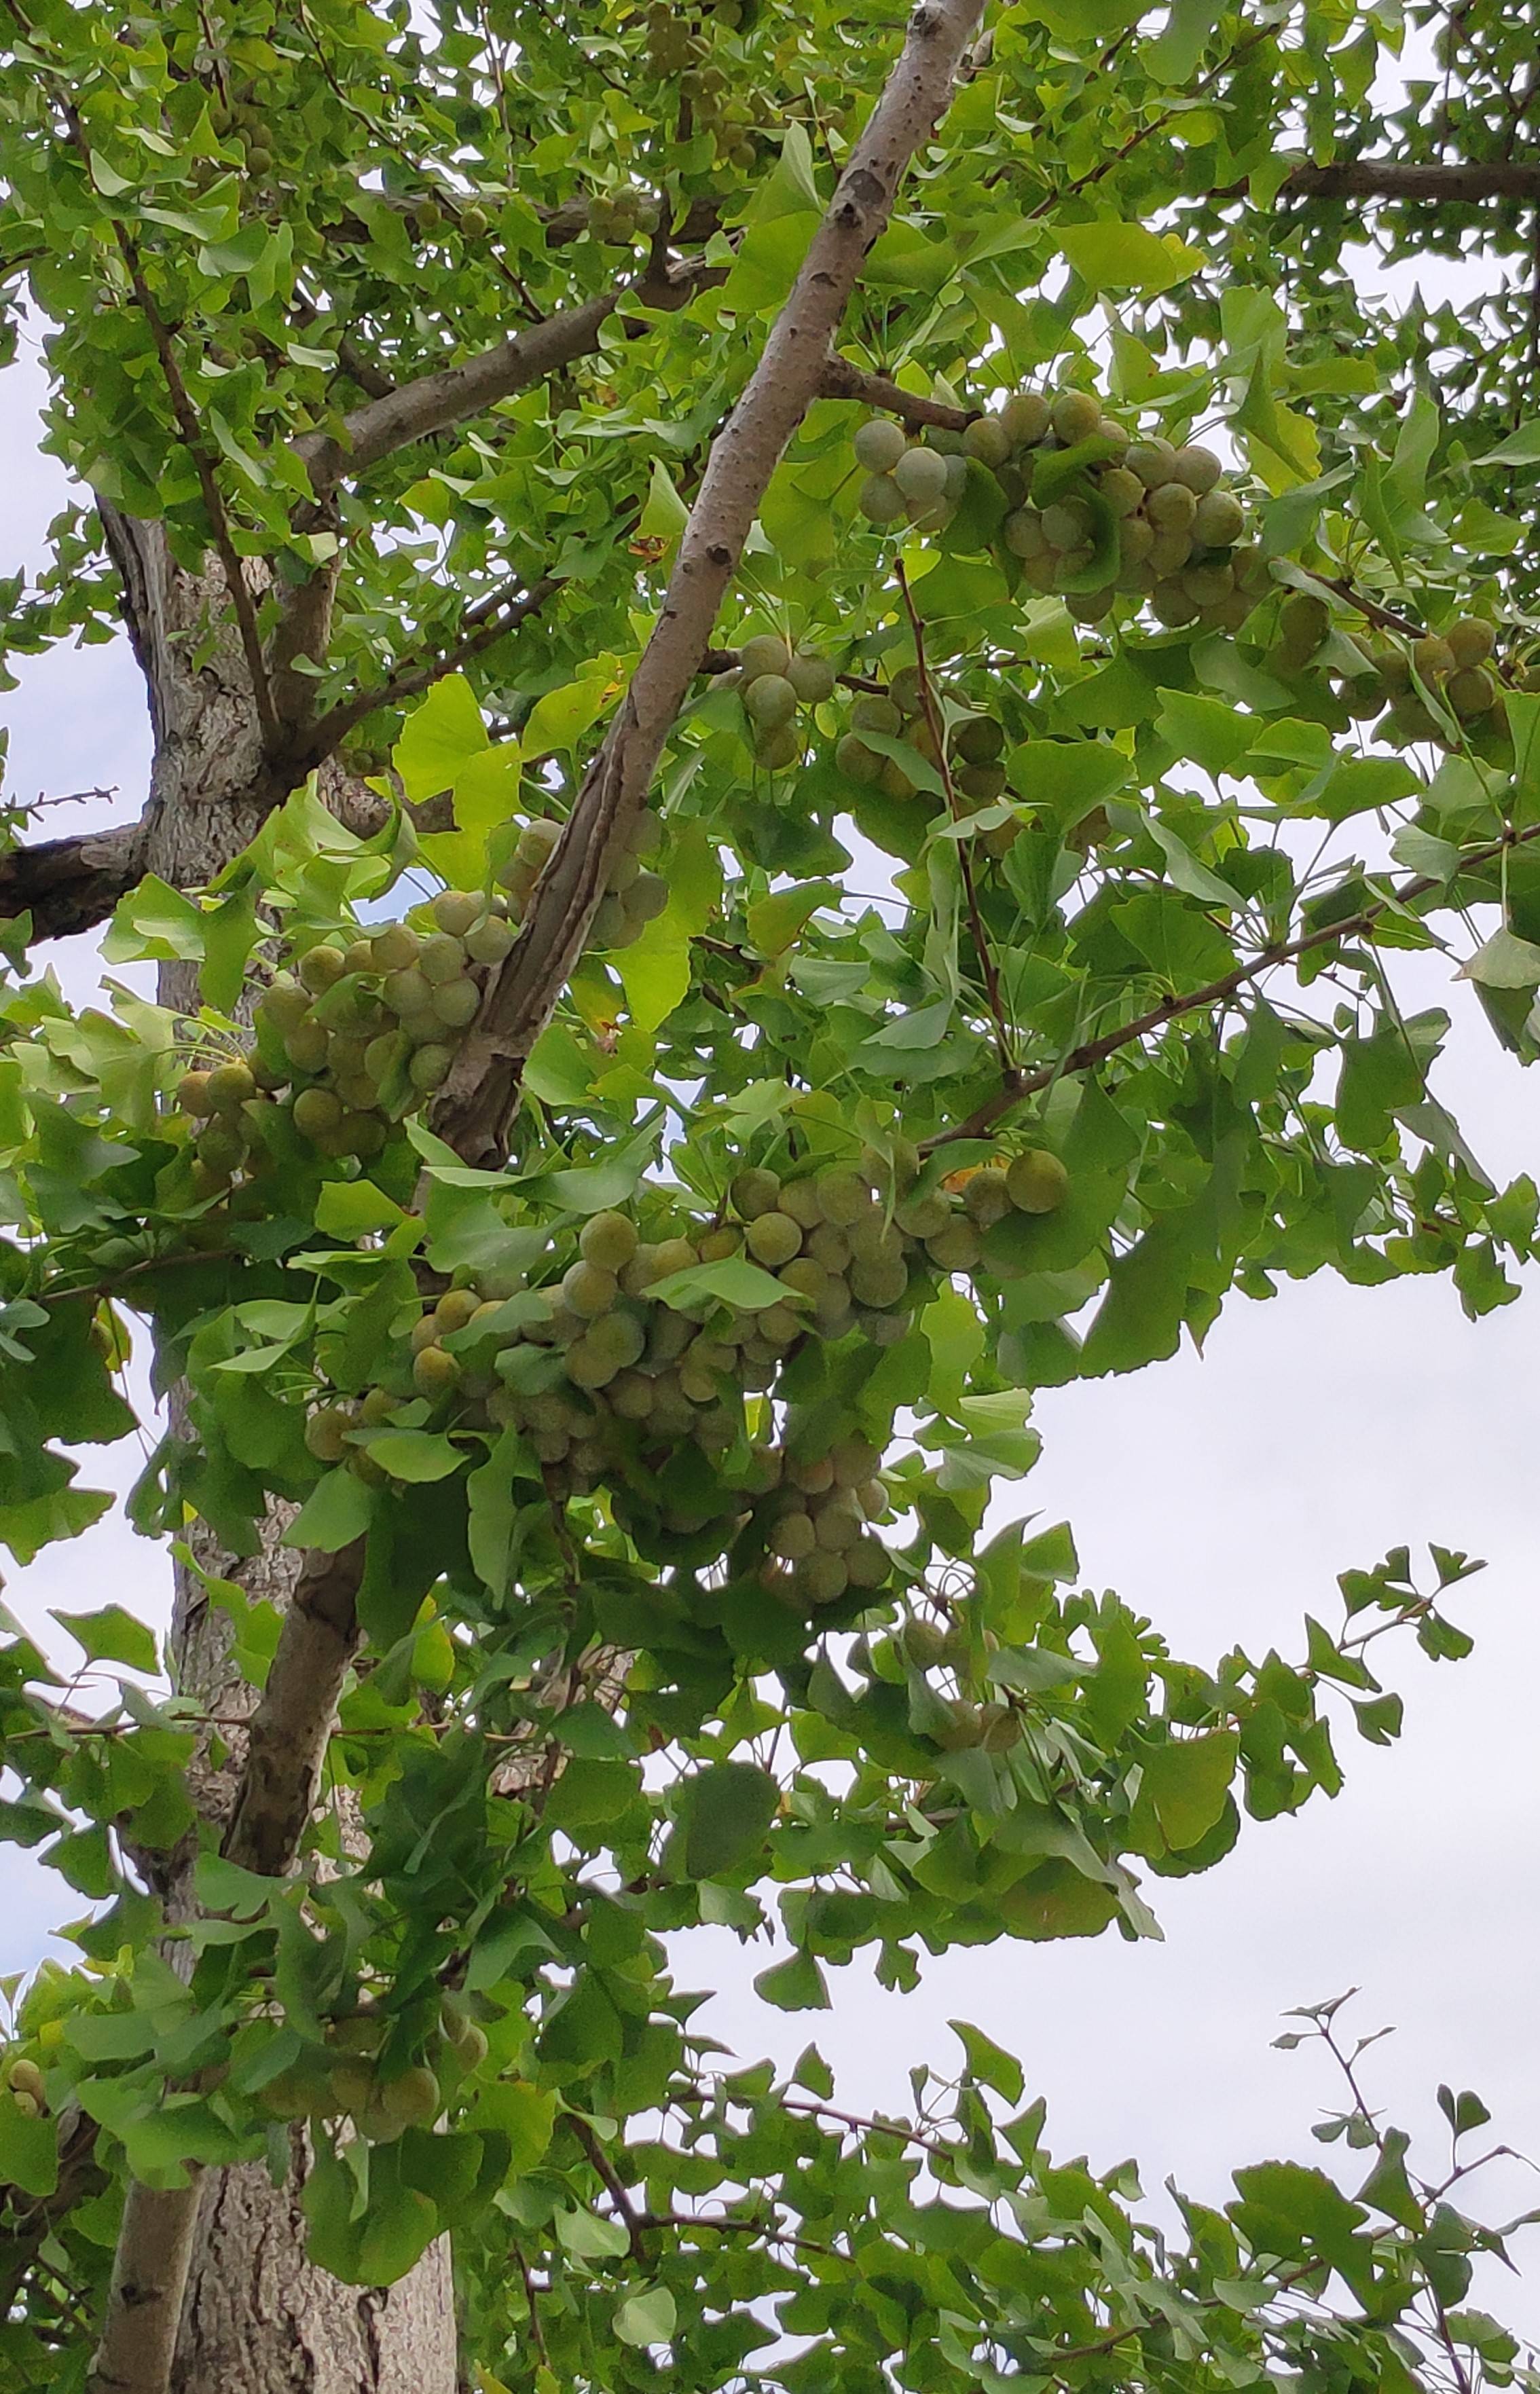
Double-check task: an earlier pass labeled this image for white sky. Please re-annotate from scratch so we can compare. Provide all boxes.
[3,194,1539,2334]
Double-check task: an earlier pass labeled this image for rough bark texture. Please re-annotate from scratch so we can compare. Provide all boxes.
[171,2142,457,2394]
[98,512,457,2394]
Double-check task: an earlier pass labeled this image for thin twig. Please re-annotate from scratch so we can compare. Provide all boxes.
[896,557,1014,1071]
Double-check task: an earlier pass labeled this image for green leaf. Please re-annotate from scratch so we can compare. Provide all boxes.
[0,2092,57,2197]
[612,2285,677,2349]
[1059,220,1205,295]
[393,675,488,802]
[753,1949,829,2010]
[1006,737,1128,823]
[647,1257,807,1313]
[51,1602,158,1673]
[1459,927,1540,989]
[359,1431,465,1483]
[283,1467,374,1553]
[313,1180,405,1237]
[949,2019,1025,2103]
[678,1761,780,1880]
[1139,1731,1239,1850]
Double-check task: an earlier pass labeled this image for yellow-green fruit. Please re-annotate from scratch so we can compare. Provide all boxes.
[293,1087,344,1141]
[197,1122,246,1175]
[754,724,801,771]
[739,633,792,681]
[1004,507,1048,559]
[731,1166,782,1219]
[580,1211,640,1270]
[813,1166,869,1226]
[409,1044,454,1092]
[464,917,514,965]
[1050,388,1101,444]
[1000,389,1050,447]
[431,976,481,1029]
[1006,1149,1069,1214]
[854,418,906,475]
[786,652,837,705]
[432,889,483,938]
[1447,665,1497,718]
[927,1220,982,1272]
[1412,634,1455,682]
[1127,437,1177,487]
[1280,591,1330,653]
[859,473,907,526]
[371,922,420,972]
[5,2058,44,2103]
[305,1406,353,1464]
[562,1259,619,1317]
[746,1210,802,1266]
[418,933,465,986]
[1171,443,1222,494]
[772,1509,815,1562]
[796,1549,849,1606]
[412,1345,461,1399]
[698,1226,740,1264]
[1097,466,1144,518]
[1146,479,1198,534]
[962,1167,1012,1226]
[207,1061,257,1113]
[962,413,1011,467]
[178,1069,217,1118]
[900,1615,949,1668]
[1192,487,1244,547]
[894,445,949,507]
[435,1289,481,1335]
[934,1699,985,1751]
[845,1536,891,1589]
[1446,616,1496,669]
[979,1701,1021,1752]
[744,672,798,729]
[379,2064,441,2133]
[299,944,346,994]
[360,1386,398,1426]
[449,2020,488,2069]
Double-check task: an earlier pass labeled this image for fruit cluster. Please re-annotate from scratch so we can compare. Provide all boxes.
[584,183,661,245]
[255,1995,488,2144]
[716,635,837,771]
[304,1143,1071,1613]
[854,382,1266,636]
[1277,596,1507,748]
[496,811,667,951]
[176,815,665,1202]
[835,670,1013,846]
[2,2052,45,2121]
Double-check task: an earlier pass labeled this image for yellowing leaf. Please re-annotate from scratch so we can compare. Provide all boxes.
[1059,221,1205,295]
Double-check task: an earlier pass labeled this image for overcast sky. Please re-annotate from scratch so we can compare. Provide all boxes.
[4,218,1539,2335]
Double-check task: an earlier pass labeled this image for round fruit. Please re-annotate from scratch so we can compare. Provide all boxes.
[836,734,881,783]
[1412,633,1455,681]
[1050,389,1101,444]
[207,1061,257,1113]
[409,1044,454,1092]
[1001,390,1051,447]
[1446,616,1496,669]
[1171,443,1222,493]
[562,1260,619,1318]
[1006,1149,1069,1213]
[786,652,837,705]
[739,633,792,681]
[1127,437,1177,487]
[746,1211,802,1267]
[432,890,483,938]
[299,944,346,993]
[412,1345,460,1400]
[178,1069,217,1117]
[371,922,420,972]
[962,413,1011,466]
[1192,487,1244,547]
[1447,665,1496,717]
[732,1166,782,1218]
[893,446,949,505]
[859,473,906,525]
[293,1086,344,1141]
[581,1211,640,1270]
[1147,479,1198,533]
[305,1406,353,1463]
[853,418,907,474]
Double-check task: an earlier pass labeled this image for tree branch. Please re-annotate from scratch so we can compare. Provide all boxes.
[433,0,988,1167]
[1287,160,1540,205]
[0,819,146,942]
[818,354,974,430]
[926,818,1540,1149]
[284,578,564,774]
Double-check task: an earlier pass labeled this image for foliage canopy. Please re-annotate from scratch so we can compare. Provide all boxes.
[0,0,1539,2387]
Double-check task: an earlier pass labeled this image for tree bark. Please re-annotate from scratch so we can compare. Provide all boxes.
[107,513,458,2394]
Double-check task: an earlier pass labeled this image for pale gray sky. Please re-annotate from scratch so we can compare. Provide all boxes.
[3,224,1539,2336]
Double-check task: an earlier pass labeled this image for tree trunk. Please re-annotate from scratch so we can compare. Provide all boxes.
[115,515,459,2394]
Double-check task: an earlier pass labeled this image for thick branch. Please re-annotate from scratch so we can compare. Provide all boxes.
[294,291,619,498]
[818,355,974,430]
[1287,160,1540,205]
[434,0,988,1166]
[0,820,145,942]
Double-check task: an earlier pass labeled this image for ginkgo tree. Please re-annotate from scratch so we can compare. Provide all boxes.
[1,0,1539,2388]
